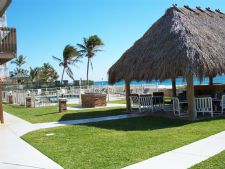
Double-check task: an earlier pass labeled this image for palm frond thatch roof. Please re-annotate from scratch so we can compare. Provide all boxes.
[108,6,225,84]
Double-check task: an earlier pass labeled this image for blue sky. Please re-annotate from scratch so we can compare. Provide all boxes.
[6,0,225,81]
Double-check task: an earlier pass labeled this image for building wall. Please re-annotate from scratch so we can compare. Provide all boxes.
[0,14,6,27]
[0,14,9,80]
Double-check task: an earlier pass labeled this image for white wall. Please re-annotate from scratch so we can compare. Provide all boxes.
[0,14,6,27]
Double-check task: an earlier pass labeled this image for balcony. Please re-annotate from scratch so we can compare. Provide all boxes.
[0,27,17,64]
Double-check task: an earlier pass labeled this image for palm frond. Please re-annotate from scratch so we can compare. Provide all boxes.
[77,44,87,50]
[71,58,82,66]
[52,56,62,62]
[66,67,74,80]
[63,45,80,60]
[93,49,103,53]
[59,62,64,67]
[78,49,87,53]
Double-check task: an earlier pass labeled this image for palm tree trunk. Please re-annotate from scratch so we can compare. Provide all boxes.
[61,67,65,85]
[87,58,90,86]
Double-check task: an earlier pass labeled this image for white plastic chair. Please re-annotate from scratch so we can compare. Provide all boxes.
[173,97,188,117]
[130,95,153,112]
[130,95,139,111]
[139,95,153,112]
[195,97,213,118]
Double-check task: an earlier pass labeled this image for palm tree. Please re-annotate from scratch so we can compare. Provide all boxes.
[52,45,80,84]
[11,55,26,68]
[77,35,103,86]
[14,68,29,76]
[39,63,59,82]
[30,67,40,82]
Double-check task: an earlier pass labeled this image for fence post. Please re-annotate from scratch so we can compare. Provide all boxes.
[107,85,110,102]
[79,85,82,104]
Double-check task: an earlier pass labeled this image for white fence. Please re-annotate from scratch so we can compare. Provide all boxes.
[2,84,159,107]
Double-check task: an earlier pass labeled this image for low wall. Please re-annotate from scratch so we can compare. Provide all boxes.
[158,88,185,97]
[81,93,106,108]
[194,84,225,96]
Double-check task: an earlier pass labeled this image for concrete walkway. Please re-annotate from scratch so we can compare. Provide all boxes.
[123,131,225,169]
[0,113,63,169]
[67,103,126,111]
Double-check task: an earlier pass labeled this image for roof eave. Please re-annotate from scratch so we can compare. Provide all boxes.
[0,0,11,17]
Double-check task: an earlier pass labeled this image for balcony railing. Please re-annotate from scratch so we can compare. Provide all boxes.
[0,27,17,63]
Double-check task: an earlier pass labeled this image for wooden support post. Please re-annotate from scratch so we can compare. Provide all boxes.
[186,75,196,120]
[0,81,3,124]
[209,76,213,86]
[125,81,131,113]
[172,78,176,97]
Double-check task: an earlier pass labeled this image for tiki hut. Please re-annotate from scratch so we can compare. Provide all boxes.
[108,5,225,120]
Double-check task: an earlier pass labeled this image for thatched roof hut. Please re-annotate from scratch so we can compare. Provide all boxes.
[108,6,225,120]
[108,6,225,83]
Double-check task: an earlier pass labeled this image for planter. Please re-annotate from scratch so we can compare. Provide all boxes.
[59,98,67,112]
[81,93,106,108]
[26,97,32,108]
[8,95,13,104]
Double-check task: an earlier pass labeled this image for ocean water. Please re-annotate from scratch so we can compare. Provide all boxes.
[95,75,225,86]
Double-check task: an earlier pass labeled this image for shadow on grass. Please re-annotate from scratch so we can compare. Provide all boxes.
[76,116,192,131]
[78,114,225,131]
[59,108,127,121]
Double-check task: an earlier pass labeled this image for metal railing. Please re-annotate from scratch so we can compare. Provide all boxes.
[0,27,17,54]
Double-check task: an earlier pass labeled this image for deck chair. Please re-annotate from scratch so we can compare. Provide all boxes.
[172,97,188,117]
[130,95,139,112]
[195,97,213,118]
[139,95,153,112]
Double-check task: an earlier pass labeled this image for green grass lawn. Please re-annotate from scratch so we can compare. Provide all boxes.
[3,104,126,123]
[22,116,225,169]
[190,150,225,169]
[108,99,126,104]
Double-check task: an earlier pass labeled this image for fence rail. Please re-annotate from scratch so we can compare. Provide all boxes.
[0,27,17,54]
[2,84,159,107]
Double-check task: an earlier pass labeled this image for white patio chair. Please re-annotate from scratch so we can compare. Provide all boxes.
[172,97,188,117]
[195,97,213,118]
[221,95,225,114]
[130,95,139,112]
[139,95,153,112]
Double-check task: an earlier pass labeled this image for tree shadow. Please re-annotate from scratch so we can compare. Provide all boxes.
[76,116,192,131]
